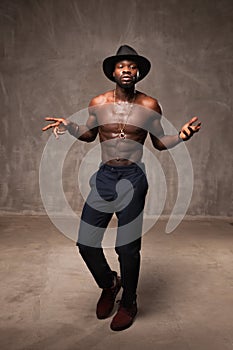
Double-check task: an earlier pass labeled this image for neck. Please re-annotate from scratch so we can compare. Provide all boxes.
[114,85,135,102]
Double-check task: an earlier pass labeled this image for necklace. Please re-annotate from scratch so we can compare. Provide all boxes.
[113,90,136,139]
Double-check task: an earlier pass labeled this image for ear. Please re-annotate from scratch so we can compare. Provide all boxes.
[113,72,115,77]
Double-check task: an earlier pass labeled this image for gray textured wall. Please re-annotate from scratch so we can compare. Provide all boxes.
[0,0,232,216]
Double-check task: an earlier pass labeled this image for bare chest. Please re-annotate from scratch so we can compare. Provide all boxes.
[96,103,150,131]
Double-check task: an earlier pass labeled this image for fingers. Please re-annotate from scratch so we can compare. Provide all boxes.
[42,117,66,132]
[188,116,199,125]
[190,122,201,133]
[180,118,202,141]
[187,117,201,130]
[188,117,202,129]
[42,121,60,131]
[53,126,66,138]
[42,116,67,140]
[44,117,65,122]
[188,126,194,136]
[53,126,60,139]
[56,124,67,138]
[182,125,199,140]
[195,122,202,130]
[181,127,193,140]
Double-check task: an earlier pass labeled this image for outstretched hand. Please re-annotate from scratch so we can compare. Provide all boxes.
[179,117,201,141]
[42,117,69,139]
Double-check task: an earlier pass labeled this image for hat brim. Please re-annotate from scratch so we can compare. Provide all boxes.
[103,54,151,82]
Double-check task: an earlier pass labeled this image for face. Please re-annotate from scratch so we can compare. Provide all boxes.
[113,60,139,88]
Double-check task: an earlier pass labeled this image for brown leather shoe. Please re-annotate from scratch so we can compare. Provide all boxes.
[110,301,137,331]
[96,273,121,319]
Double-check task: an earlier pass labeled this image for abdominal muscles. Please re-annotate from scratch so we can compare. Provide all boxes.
[100,137,144,164]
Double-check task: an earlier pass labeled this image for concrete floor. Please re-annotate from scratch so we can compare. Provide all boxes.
[0,216,233,350]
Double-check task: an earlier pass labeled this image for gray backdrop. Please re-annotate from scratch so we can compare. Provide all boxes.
[0,0,232,217]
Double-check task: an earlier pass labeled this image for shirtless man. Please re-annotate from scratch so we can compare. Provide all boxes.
[42,45,201,331]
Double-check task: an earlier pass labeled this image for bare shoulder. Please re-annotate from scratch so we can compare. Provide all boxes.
[89,90,114,107]
[136,91,162,116]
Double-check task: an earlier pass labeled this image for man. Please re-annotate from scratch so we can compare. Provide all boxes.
[42,45,201,331]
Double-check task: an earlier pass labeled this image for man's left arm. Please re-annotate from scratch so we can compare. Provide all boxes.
[148,99,201,151]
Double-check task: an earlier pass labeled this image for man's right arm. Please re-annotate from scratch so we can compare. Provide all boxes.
[43,96,100,142]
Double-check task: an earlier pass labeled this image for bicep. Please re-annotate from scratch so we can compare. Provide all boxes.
[76,107,98,142]
[150,117,164,136]
[86,98,101,131]
[82,112,98,140]
[149,99,163,135]
[86,112,98,130]
[142,99,164,149]
[149,115,165,149]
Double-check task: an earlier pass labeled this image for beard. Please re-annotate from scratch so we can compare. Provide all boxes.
[114,74,137,89]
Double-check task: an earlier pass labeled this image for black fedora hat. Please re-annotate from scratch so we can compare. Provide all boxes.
[103,45,151,82]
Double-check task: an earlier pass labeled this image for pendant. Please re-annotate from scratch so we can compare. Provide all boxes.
[119,130,125,139]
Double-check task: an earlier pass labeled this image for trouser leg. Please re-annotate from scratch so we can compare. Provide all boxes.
[77,167,115,289]
[78,244,114,289]
[114,164,148,306]
[115,237,141,305]
[115,211,144,306]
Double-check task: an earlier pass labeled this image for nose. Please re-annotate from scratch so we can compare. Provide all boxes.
[122,65,131,74]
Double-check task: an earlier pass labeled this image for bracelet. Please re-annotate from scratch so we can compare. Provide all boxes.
[178,131,183,142]
[66,122,79,137]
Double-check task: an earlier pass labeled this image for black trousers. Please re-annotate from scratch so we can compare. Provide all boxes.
[77,162,148,305]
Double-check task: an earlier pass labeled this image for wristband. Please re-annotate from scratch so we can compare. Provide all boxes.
[178,131,183,142]
[66,122,79,137]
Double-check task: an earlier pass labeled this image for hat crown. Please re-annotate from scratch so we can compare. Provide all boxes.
[116,45,138,56]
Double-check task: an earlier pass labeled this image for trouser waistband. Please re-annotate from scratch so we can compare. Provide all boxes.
[99,162,146,172]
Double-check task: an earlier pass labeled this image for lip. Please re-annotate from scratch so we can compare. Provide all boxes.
[121,75,133,82]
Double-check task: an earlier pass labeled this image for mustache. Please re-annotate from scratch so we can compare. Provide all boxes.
[120,72,131,76]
